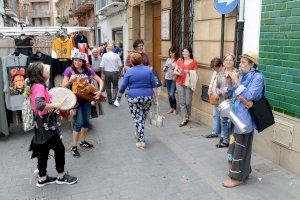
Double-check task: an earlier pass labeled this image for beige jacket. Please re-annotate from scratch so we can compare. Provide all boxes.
[185,70,198,91]
[208,71,217,96]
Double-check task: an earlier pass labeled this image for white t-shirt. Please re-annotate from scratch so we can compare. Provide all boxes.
[100,51,122,72]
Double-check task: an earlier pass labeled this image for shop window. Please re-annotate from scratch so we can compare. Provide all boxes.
[112,27,123,44]
[41,18,50,26]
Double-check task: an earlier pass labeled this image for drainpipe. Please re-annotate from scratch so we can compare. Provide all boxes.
[94,2,98,46]
[234,0,245,68]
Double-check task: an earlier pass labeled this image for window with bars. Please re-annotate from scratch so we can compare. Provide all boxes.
[172,0,194,51]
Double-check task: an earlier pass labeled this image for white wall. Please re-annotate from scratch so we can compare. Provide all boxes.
[243,0,262,54]
[97,11,128,60]
[0,0,4,26]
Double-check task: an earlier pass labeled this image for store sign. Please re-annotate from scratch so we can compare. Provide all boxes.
[214,0,239,15]
[161,9,170,41]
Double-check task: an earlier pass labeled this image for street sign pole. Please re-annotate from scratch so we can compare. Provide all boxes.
[220,14,225,58]
[220,14,225,59]
[214,0,239,58]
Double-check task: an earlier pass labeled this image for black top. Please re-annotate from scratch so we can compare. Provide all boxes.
[15,37,33,56]
[28,52,52,65]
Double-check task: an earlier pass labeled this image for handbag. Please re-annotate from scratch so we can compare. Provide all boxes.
[248,96,275,133]
[22,98,35,132]
[149,102,164,128]
[172,75,177,82]
[243,70,275,133]
[91,101,104,118]
[209,95,219,105]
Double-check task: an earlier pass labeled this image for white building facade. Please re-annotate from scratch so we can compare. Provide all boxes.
[242,0,262,54]
[0,0,5,26]
[95,0,128,60]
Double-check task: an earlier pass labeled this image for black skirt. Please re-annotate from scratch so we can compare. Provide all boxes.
[29,112,60,158]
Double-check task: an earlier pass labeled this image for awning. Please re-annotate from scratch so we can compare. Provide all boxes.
[0,26,94,36]
[11,17,19,23]
[96,1,126,17]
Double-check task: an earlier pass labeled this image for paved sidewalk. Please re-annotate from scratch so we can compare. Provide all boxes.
[1,99,300,200]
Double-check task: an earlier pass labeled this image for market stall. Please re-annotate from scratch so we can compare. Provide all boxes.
[0,26,94,136]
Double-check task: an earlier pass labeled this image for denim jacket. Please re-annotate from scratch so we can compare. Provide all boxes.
[231,68,265,134]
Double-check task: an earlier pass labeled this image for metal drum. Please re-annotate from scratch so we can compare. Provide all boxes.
[218,99,248,134]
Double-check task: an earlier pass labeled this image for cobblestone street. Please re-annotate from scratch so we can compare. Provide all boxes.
[1,99,300,200]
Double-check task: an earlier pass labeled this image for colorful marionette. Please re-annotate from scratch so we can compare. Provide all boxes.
[9,67,26,95]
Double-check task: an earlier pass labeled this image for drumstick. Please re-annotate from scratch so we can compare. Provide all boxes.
[54,97,68,112]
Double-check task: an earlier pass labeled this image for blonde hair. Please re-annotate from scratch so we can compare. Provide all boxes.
[107,43,114,51]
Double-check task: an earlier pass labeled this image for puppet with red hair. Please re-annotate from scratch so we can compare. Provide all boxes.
[9,68,26,95]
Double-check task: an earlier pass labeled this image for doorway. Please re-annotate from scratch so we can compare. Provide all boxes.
[152,2,161,78]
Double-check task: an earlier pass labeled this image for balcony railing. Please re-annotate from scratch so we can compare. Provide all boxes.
[95,0,125,12]
[71,0,94,16]
[72,0,94,12]
[32,10,50,18]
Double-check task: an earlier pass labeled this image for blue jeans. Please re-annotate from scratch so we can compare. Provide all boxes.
[165,79,176,109]
[73,101,91,132]
[212,106,230,142]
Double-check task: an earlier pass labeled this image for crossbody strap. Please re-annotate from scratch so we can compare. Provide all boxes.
[244,69,265,97]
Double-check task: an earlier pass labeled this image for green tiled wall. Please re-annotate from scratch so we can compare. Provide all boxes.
[260,0,300,118]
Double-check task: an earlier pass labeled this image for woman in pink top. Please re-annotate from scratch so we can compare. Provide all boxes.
[28,62,78,187]
[174,47,198,127]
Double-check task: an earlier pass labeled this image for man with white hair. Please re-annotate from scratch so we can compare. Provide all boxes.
[100,43,123,104]
[91,48,102,77]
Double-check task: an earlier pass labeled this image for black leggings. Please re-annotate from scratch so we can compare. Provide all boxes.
[37,134,65,177]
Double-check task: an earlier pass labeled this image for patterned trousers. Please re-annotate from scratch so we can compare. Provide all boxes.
[227,132,254,181]
[128,96,153,142]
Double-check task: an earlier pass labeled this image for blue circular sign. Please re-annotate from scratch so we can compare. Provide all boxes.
[214,0,239,15]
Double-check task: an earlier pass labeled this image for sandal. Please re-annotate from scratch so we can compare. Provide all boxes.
[136,142,146,150]
[216,141,229,148]
[205,134,219,138]
[179,120,189,127]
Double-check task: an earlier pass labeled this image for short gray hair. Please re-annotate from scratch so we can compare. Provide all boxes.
[223,53,236,62]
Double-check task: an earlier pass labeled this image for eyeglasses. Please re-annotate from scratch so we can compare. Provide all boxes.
[224,59,233,62]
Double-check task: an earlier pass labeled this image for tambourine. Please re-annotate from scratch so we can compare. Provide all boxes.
[49,87,77,111]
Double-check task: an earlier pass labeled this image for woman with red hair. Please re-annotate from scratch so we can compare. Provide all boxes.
[117,53,158,149]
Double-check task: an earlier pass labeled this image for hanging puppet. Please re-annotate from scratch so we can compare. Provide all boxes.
[8,67,26,95]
